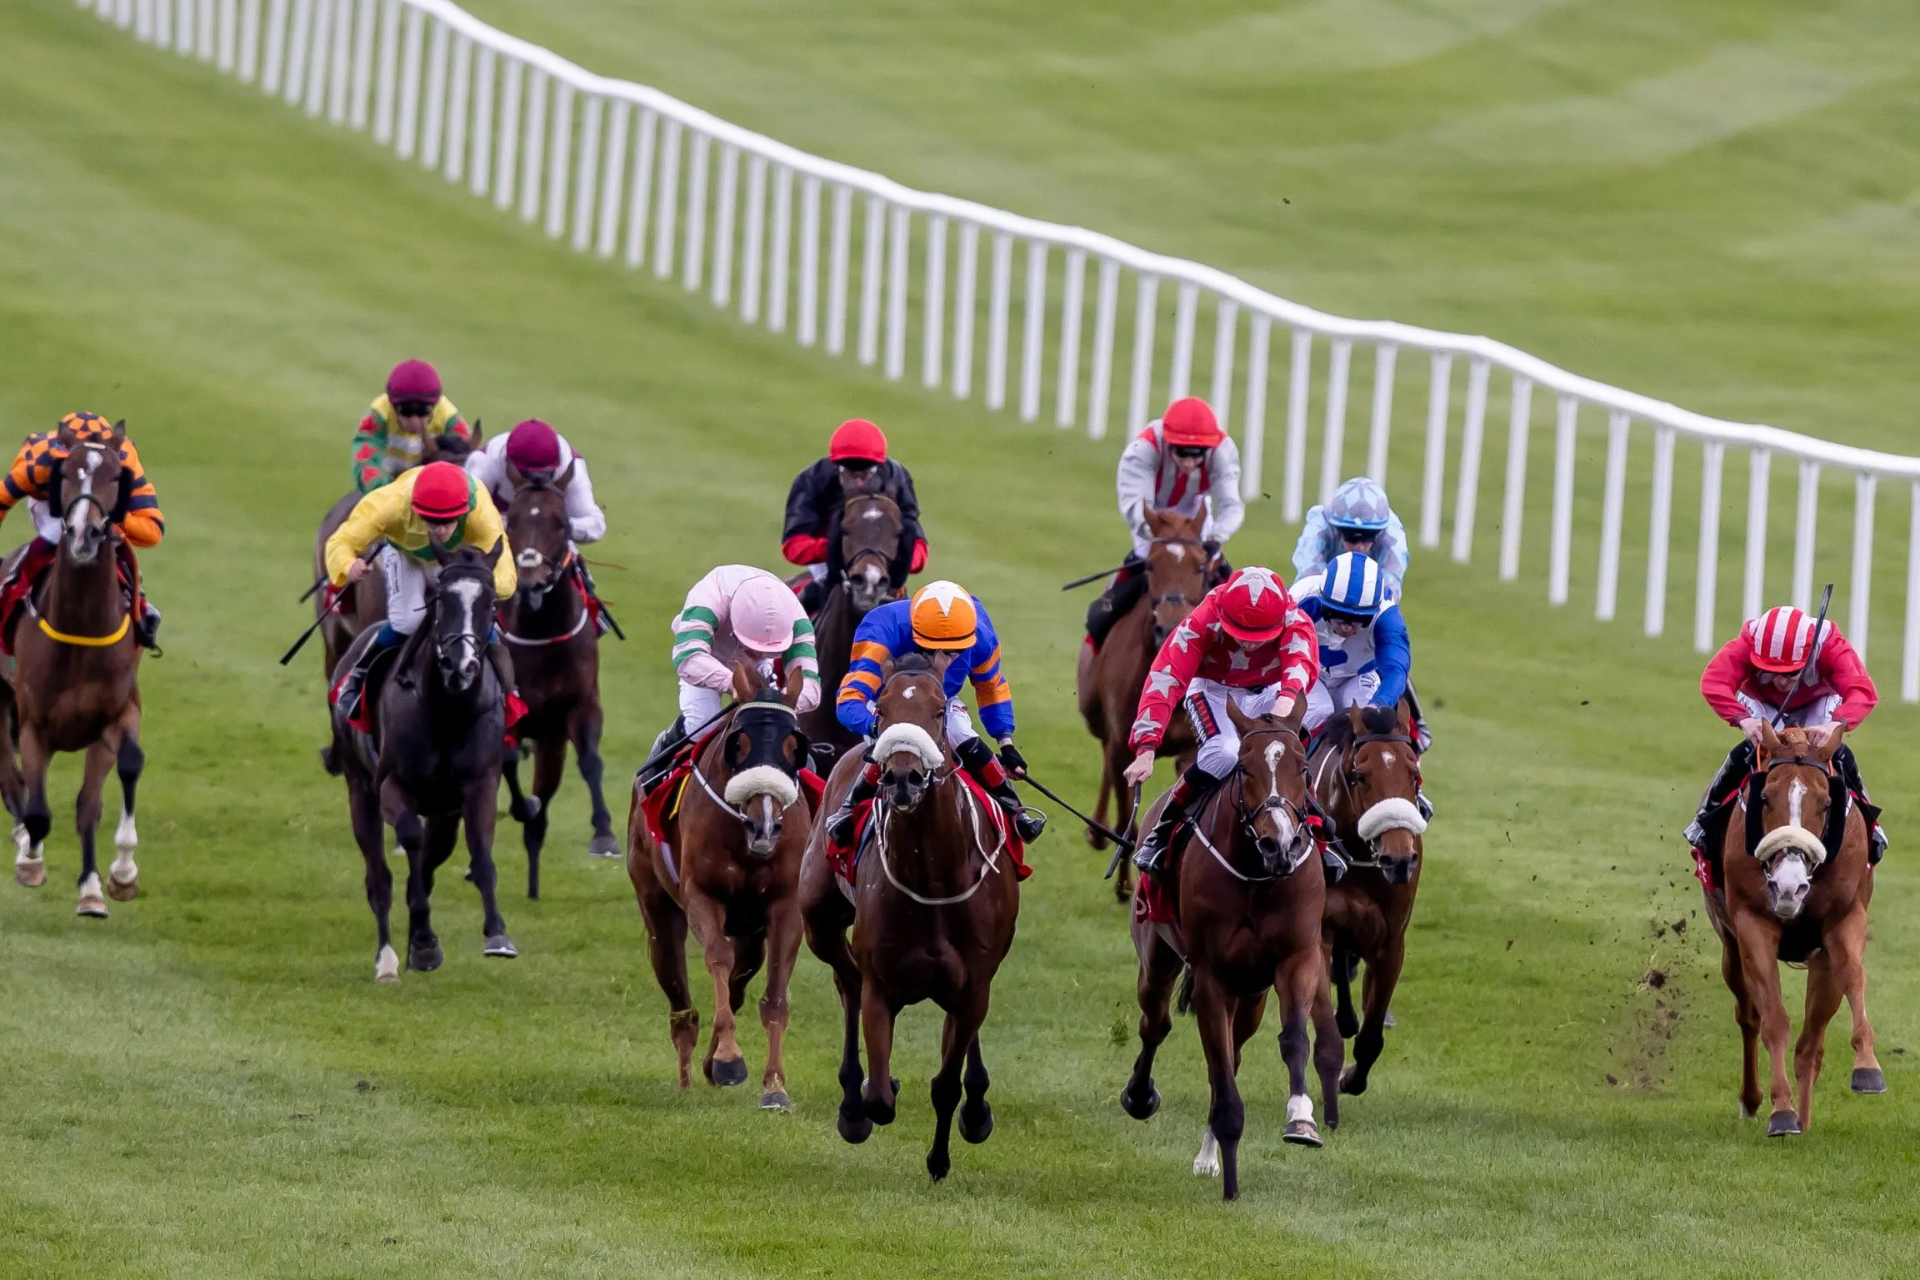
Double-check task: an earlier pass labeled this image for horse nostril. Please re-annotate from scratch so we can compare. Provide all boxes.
[1256,836,1280,859]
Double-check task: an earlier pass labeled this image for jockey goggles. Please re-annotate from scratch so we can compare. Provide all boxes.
[1169,445,1210,461]
[394,400,436,418]
[1336,526,1378,544]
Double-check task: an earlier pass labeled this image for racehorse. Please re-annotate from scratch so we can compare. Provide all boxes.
[797,493,905,762]
[1703,722,1882,1136]
[330,540,516,981]
[1078,505,1207,902]
[1120,700,1334,1201]
[3,422,145,916]
[1308,703,1427,1127]
[799,654,1020,1180]
[625,662,812,1109]
[312,428,479,680]
[497,467,616,894]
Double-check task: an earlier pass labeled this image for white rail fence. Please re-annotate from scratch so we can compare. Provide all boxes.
[87,0,1920,700]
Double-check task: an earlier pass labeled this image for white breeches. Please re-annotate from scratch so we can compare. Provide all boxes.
[382,545,435,636]
[27,498,62,543]
[1183,678,1280,779]
[1736,691,1841,729]
[678,654,779,725]
[942,697,980,747]
[1304,670,1382,733]
[807,562,829,583]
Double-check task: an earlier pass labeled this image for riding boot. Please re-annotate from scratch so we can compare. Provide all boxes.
[132,600,163,652]
[1684,739,1757,851]
[954,738,1046,843]
[638,715,687,792]
[573,555,612,636]
[797,575,828,616]
[1133,764,1218,876]
[1831,744,1888,861]
[825,757,883,847]
[487,634,526,746]
[1085,555,1147,649]
[333,624,401,722]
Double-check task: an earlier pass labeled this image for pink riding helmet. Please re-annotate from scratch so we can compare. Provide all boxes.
[506,419,563,473]
[731,574,799,653]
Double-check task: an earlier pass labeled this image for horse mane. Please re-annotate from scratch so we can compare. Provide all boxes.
[892,652,934,676]
[1358,705,1398,736]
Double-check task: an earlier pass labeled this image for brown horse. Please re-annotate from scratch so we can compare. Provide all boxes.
[5,422,145,916]
[1308,703,1427,1127]
[1121,701,1334,1201]
[497,468,616,894]
[798,494,905,762]
[799,654,1019,1179]
[625,663,812,1109]
[1078,506,1207,902]
[313,428,479,679]
[1704,723,1882,1136]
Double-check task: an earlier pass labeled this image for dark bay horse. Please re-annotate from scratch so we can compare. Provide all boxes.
[330,541,515,981]
[313,428,479,680]
[798,493,905,762]
[1121,701,1333,1201]
[799,655,1019,1180]
[1308,703,1427,1126]
[625,663,812,1109]
[1705,722,1882,1136]
[498,467,616,893]
[1078,505,1207,902]
[4,423,145,916]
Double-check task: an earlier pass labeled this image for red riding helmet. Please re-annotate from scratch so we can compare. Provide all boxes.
[410,461,473,521]
[386,359,442,404]
[1215,566,1295,644]
[1161,397,1224,448]
[828,418,888,464]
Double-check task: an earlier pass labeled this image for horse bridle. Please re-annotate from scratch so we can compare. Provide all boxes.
[1326,728,1421,868]
[1185,724,1314,883]
[1742,753,1850,868]
[48,447,132,526]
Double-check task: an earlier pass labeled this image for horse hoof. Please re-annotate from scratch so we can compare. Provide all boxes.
[1336,1014,1359,1040]
[375,945,401,983]
[760,1090,793,1112]
[1283,1118,1324,1148]
[588,833,621,859]
[927,1151,951,1182]
[15,857,45,889]
[959,1101,994,1144]
[76,894,108,918]
[866,1098,896,1127]
[1739,1101,1759,1119]
[107,874,138,902]
[1766,1110,1801,1138]
[1851,1068,1888,1095]
[1339,1068,1369,1097]
[706,1056,749,1088]
[407,941,444,972]
[837,1107,873,1144]
[482,934,518,959]
[1120,1082,1161,1121]
[509,797,540,824]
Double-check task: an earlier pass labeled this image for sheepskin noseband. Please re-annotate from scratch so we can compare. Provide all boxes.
[1356,797,1427,842]
[873,722,943,772]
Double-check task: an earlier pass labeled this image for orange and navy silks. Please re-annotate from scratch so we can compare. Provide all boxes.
[0,417,164,547]
[835,596,1014,739]
[826,773,1029,888]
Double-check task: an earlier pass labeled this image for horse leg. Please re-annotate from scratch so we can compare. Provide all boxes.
[388,793,441,972]
[1732,915,1798,1135]
[15,722,51,888]
[1717,929,1762,1119]
[1332,944,1359,1039]
[348,776,399,982]
[1343,938,1406,1097]
[1122,927,1182,1120]
[1795,950,1842,1131]
[806,894,871,1140]
[524,735,566,900]
[1278,950,1325,1147]
[1108,746,1134,903]
[1088,746,1112,851]
[635,878,698,1088]
[106,716,143,901]
[1188,968,1246,1200]
[860,984,902,1127]
[927,996,988,1181]
[959,1036,994,1145]
[463,777,516,957]
[73,738,115,917]
[1832,909,1884,1097]
[1310,965,1345,1132]
[572,702,619,859]
[757,899,802,1112]
[683,892,748,1087]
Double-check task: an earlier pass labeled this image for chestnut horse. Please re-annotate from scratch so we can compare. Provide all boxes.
[1308,703,1427,1128]
[798,494,905,762]
[1121,701,1334,1201]
[625,663,812,1110]
[498,468,616,894]
[799,654,1019,1180]
[1077,506,1207,902]
[1704,723,1882,1137]
[4,423,145,916]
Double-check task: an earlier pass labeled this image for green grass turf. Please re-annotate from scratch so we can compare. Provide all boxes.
[2,2,1918,1275]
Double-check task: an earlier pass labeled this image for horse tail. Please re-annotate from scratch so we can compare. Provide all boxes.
[1174,963,1196,1017]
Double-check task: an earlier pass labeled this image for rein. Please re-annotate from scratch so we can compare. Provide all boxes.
[1315,727,1421,867]
[1741,755,1851,868]
[1188,725,1315,883]
[873,768,1007,906]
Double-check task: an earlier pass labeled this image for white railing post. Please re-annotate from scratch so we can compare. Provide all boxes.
[1366,343,1396,484]
[1419,352,1451,548]
[572,93,603,252]
[393,2,423,160]
[1595,410,1630,621]
[1209,299,1237,425]
[371,0,400,145]
[950,221,978,399]
[767,164,792,331]
[711,143,739,302]
[347,0,374,127]
[922,215,947,389]
[1320,338,1352,505]
[681,130,709,285]
[260,0,286,94]
[1792,460,1820,612]
[856,194,884,365]
[177,1,195,56]
[197,0,216,56]
[1451,357,1490,564]
[419,16,448,163]
[1282,329,1311,521]
[1548,394,1576,605]
[795,175,820,345]
[466,45,493,194]
[516,68,547,224]
[1905,483,1920,701]
[884,204,909,380]
[738,153,765,317]
[328,0,357,125]
[1241,314,1271,502]
[1850,472,1876,659]
[1019,240,1047,422]
[1086,258,1118,440]
[281,0,310,106]
[1056,249,1085,428]
[1498,375,1533,582]
[238,0,261,81]
[156,0,175,50]
[1169,282,1197,401]
[1646,426,1676,637]
[824,183,851,354]
[623,109,657,268]
[984,232,1013,411]
[544,81,574,240]
[650,118,680,279]
[299,0,329,116]
[1695,442,1725,652]
[218,0,239,69]
[594,100,630,257]
[1743,448,1770,620]
[492,62,522,205]
[1127,274,1159,433]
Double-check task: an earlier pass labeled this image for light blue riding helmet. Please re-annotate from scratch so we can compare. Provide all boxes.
[1327,477,1392,533]
[1319,552,1387,620]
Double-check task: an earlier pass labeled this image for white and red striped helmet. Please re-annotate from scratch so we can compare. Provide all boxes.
[1747,606,1826,674]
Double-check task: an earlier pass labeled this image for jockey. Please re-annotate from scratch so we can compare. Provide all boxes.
[781,418,927,614]
[1086,397,1241,647]
[352,359,471,494]
[0,412,165,651]
[465,419,611,634]
[1295,553,1411,735]
[640,565,821,780]
[1123,566,1319,875]
[1685,604,1885,861]
[824,579,1046,844]
[324,461,519,721]
[1292,476,1408,598]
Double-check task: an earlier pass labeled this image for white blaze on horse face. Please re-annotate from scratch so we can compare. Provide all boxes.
[447,579,485,642]
[1169,543,1187,562]
[1788,777,1806,829]
[1381,750,1396,767]
[1263,740,1286,799]
[902,686,916,700]
[67,448,102,534]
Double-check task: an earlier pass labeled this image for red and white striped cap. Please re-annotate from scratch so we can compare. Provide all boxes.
[1747,605,1826,673]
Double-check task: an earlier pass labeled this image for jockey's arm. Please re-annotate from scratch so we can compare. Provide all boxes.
[1203,439,1245,544]
[1819,631,1878,729]
[1291,507,1332,582]
[1699,634,1757,728]
[1369,608,1412,706]
[110,441,165,547]
[324,482,409,585]
[562,454,607,544]
[351,413,387,493]
[966,620,1015,741]
[835,635,891,737]
[1115,436,1159,544]
[782,617,823,714]
[671,586,735,693]
[461,491,518,599]
[780,462,833,565]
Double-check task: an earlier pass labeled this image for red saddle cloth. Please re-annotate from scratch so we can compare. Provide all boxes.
[638,730,824,855]
[826,772,1031,887]
[0,540,139,657]
[326,636,527,739]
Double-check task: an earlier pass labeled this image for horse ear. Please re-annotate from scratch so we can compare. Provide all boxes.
[1280,692,1309,736]
[56,421,77,449]
[1756,720,1784,761]
[1347,704,1366,736]
[429,539,454,567]
[109,419,127,445]
[555,457,576,491]
[1819,721,1845,762]
[1141,501,1162,535]
[483,537,503,568]
[503,456,526,491]
[1224,698,1255,735]
[731,661,757,704]
[926,650,957,683]
[783,661,806,709]
[469,419,483,446]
